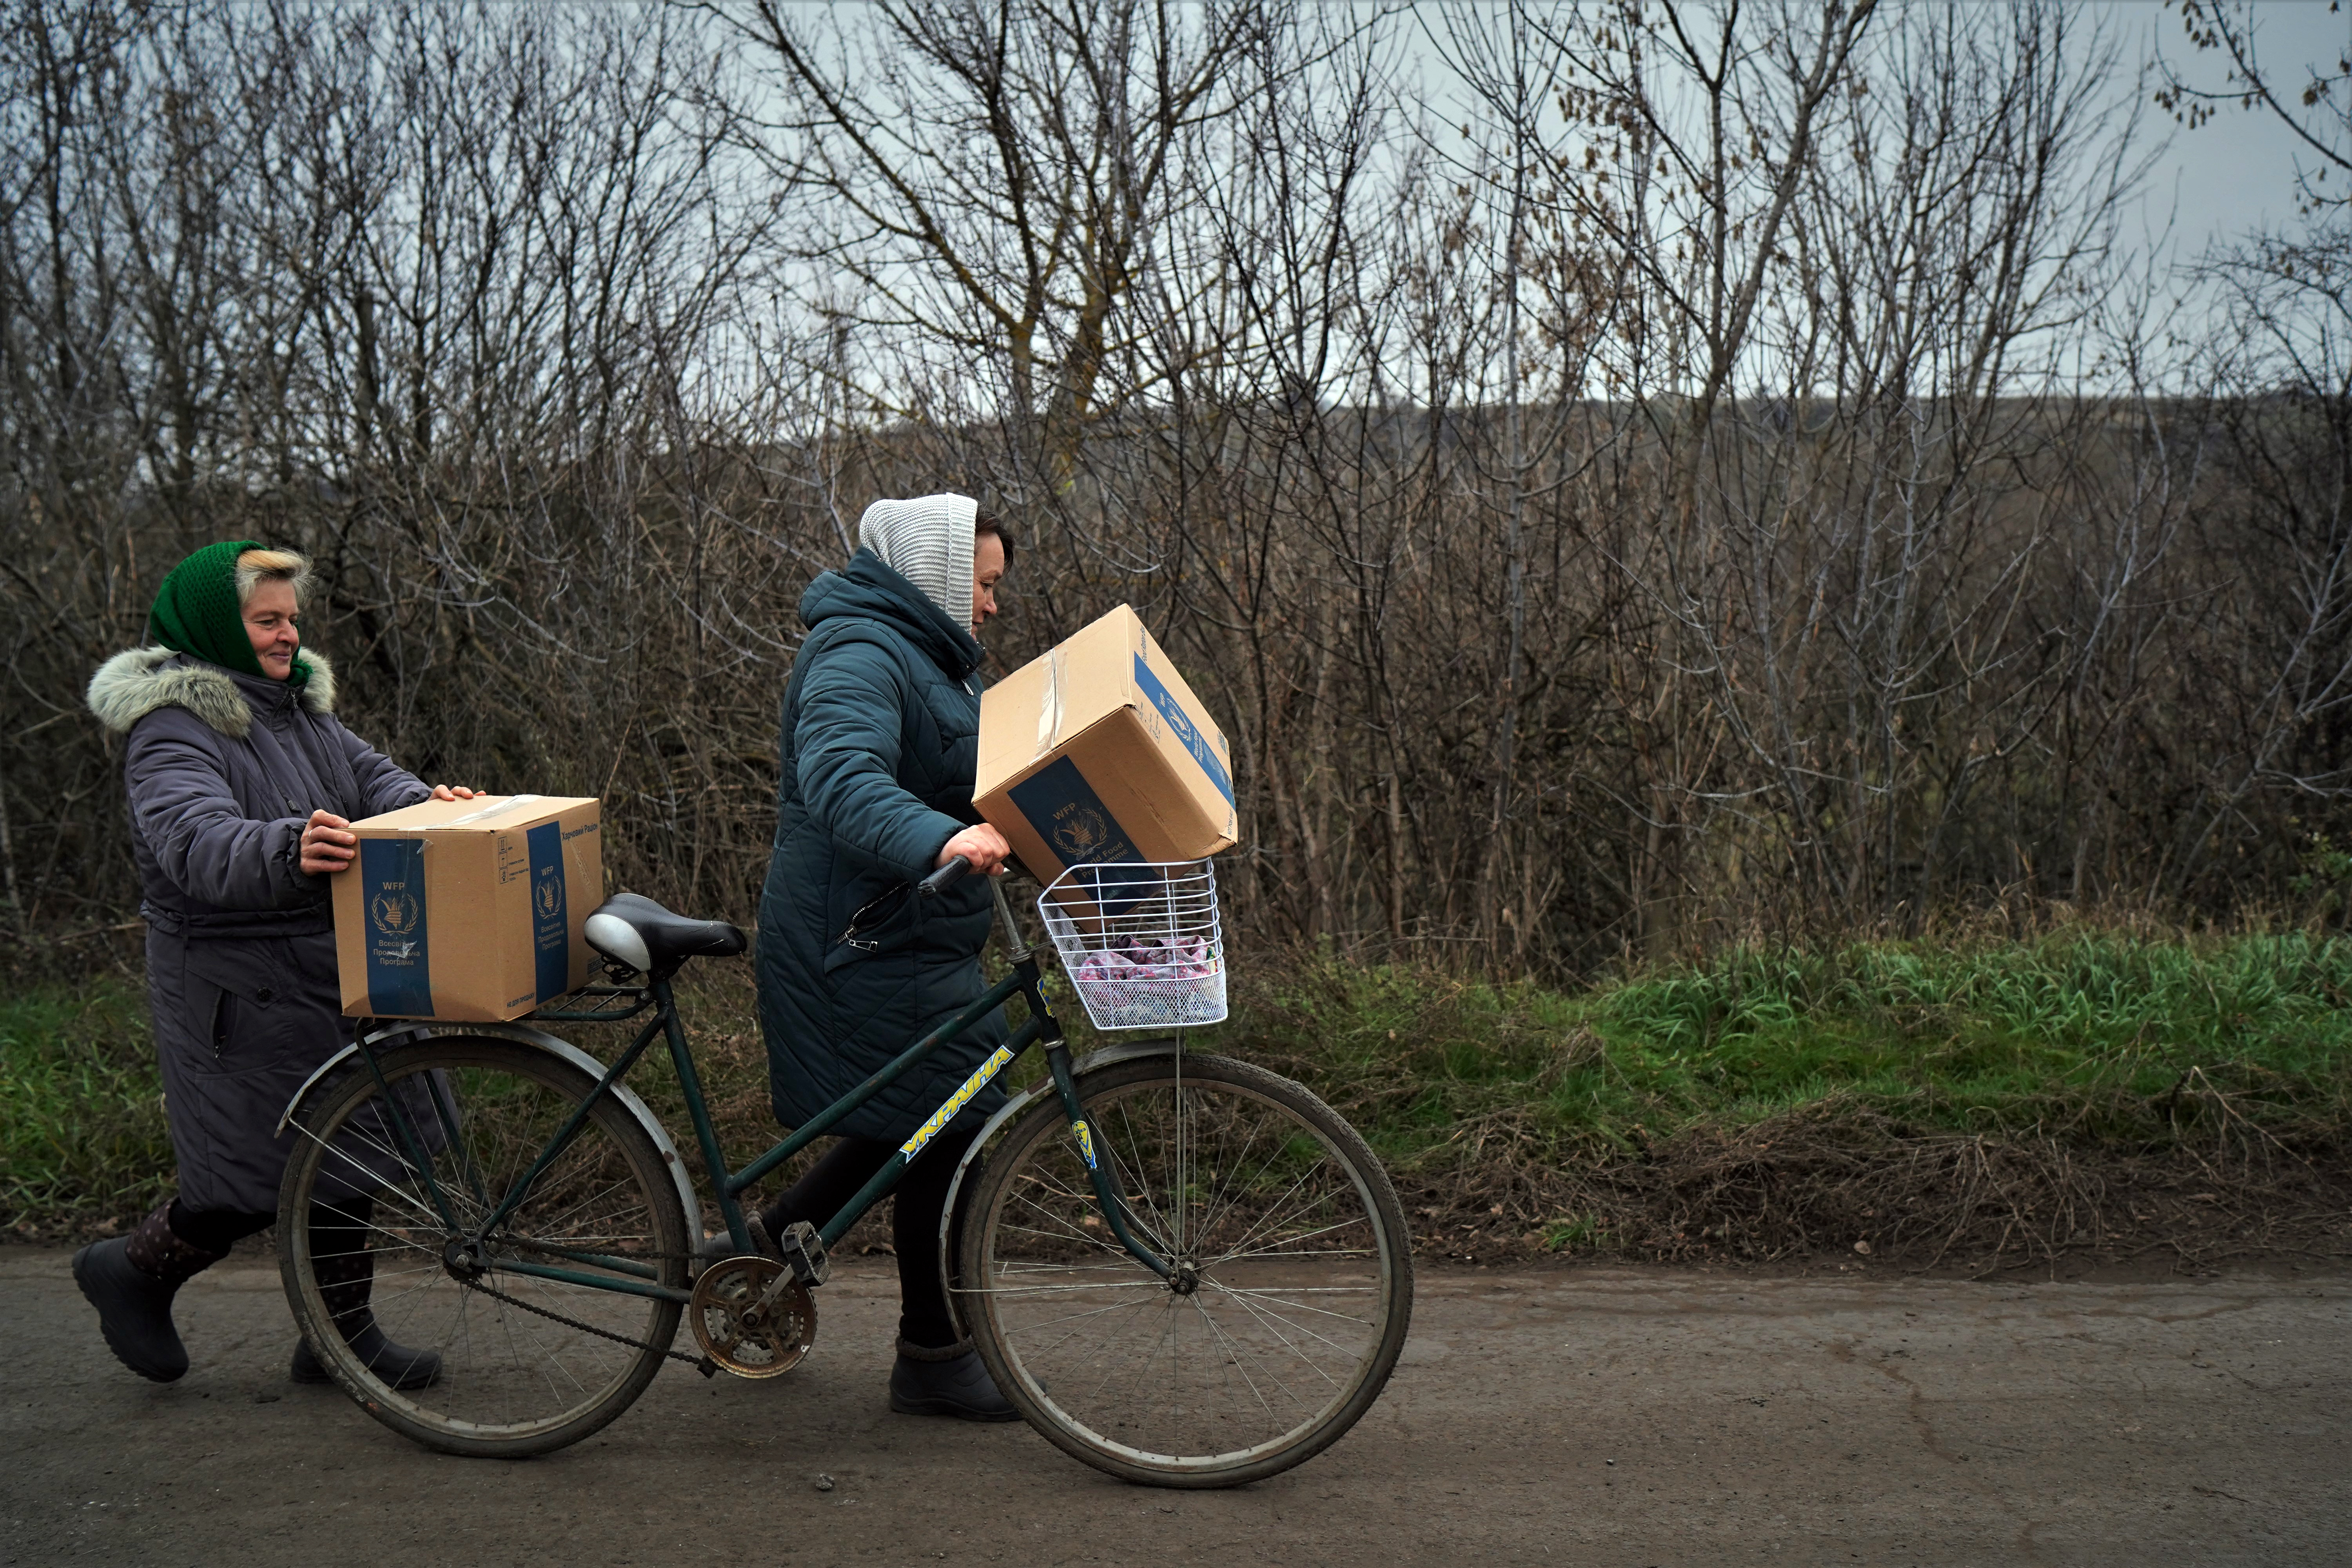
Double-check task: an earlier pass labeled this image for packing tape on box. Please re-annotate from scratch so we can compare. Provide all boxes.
[436,793,543,828]
[1033,648,1066,761]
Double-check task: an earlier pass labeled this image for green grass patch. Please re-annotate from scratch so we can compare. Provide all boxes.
[1232,931,2352,1175]
[7,930,2350,1251]
[1,980,174,1232]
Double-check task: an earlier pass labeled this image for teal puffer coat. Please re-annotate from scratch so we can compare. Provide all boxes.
[757,550,1006,1143]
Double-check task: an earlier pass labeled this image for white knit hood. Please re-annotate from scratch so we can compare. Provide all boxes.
[858,494,977,630]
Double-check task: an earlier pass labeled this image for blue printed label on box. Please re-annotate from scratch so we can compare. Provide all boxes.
[1008,757,1143,868]
[1133,652,1233,805]
[526,820,569,1002]
[1006,757,1162,914]
[360,838,434,1015]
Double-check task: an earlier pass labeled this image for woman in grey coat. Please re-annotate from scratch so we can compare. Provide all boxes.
[75,541,474,1387]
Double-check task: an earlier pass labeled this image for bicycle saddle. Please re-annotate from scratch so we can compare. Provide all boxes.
[583,892,747,973]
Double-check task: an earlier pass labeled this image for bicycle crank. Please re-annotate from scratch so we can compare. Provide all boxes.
[691,1254,817,1378]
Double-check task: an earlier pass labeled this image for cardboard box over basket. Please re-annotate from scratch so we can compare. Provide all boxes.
[976,604,1238,904]
[330,795,603,1021]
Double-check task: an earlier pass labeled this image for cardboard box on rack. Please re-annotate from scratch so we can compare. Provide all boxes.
[330,795,603,1021]
[975,605,1238,898]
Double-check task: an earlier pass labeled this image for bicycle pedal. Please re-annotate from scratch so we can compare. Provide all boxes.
[779,1220,830,1287]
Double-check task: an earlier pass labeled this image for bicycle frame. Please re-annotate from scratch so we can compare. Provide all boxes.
[353,943,1173,1311]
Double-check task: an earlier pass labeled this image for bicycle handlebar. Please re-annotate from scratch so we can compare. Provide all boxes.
[919,855,971,896]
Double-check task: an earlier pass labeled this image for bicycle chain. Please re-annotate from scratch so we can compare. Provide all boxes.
[456,1270,720,1376]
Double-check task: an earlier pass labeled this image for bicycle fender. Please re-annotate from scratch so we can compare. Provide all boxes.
[274,1022,435,1136]
[276,1021,704,1243]
[936,1035,1183,1341]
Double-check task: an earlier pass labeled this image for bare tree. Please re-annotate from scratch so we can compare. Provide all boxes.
[3,0,2342,975]
[2154,1,2352,900]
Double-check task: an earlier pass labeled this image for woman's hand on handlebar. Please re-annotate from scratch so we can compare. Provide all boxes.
[937,822,1013,878]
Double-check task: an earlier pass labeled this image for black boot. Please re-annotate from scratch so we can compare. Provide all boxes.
[889,1339,1020,1421]
[291,1204,441,1391]
[73,1203,225,1383]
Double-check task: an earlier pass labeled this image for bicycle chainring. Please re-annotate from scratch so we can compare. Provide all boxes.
[690,1254,817,1378]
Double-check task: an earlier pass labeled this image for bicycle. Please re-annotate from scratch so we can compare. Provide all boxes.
[274,857,1412,1488]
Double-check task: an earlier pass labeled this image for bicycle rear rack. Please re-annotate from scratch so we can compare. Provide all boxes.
[532,983,655,1026]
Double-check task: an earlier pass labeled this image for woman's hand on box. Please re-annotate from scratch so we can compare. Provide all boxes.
[428,784,479,801]
[938,822,1013,877]
[300,811,358,876]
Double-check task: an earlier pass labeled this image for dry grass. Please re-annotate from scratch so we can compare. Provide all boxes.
[1229,932,2352,1271]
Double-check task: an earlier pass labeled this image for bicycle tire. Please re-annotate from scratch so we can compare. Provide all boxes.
[277,1036,690,1458]
[958,1051,1412,1488]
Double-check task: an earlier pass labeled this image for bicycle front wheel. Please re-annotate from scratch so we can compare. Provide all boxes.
[959,1051,1412,1488]
[277,1036,690,1457]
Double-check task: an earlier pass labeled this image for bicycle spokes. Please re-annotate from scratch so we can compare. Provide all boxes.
[962,1055,1410,1483]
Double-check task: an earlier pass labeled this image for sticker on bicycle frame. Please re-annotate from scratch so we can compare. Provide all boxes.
[1071,1119,1099,1170]
[899,1045,1016,1160]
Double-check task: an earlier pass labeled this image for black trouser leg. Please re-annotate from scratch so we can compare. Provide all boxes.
[287,1194,439,1388]
[307,1197,377,1336]
[163,1200,273,1257]
[759,1138,893,1240]
[889,1130,975,1349]
[168,1198,377,1333]
[759,1126,978,1350]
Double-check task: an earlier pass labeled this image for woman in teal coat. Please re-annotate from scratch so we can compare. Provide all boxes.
[753,494,1017,1420]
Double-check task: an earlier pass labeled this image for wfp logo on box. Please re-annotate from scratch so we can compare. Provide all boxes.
[1052,806,1112,860]
[370,889,419,936]
[360,838,434,1015]
[1159,697,1197,750]
[1008,757,1142,872]
[369,890,421,960]
[1132,653,1234,804]
[524,820,572,1003]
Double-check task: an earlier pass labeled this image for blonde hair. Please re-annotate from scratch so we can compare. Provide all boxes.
[235,548,313,608]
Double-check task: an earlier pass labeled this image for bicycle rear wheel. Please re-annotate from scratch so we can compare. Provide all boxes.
[958,1051,1412,1487]
[277,1037,690,1457]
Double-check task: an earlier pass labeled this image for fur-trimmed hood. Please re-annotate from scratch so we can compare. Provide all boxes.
[87,646,338,738]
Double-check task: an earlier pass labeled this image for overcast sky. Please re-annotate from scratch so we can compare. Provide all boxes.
[2131,0,2349,254]
[1389,3,2347,249]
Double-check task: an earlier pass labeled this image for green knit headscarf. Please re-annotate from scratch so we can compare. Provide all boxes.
[147,539,309,688]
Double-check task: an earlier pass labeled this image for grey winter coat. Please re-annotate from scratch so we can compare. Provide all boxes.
[88,647,431,1215]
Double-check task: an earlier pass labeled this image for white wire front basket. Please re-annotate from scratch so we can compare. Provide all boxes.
[1037,859,1227,1031]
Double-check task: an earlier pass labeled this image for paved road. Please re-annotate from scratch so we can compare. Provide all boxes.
[3,1248,2346,1566]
